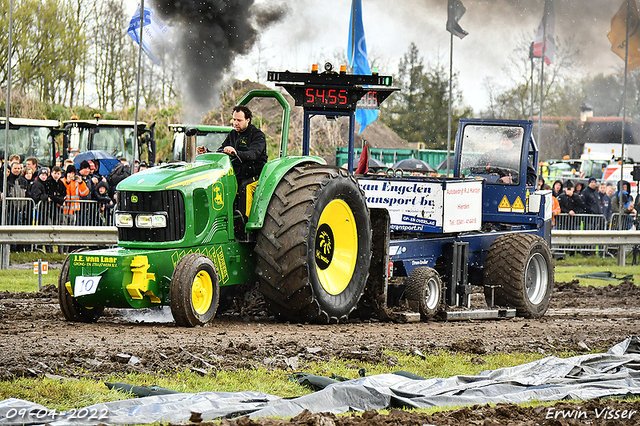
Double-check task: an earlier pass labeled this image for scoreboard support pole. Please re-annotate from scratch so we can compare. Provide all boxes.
[303,110,356,173]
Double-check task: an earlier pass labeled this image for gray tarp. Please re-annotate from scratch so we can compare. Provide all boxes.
[1,336,639,426]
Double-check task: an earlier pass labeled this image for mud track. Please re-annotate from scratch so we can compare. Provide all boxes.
[1,279,639,425]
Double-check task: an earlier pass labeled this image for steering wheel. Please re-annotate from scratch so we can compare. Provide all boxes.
[470,166,517,178]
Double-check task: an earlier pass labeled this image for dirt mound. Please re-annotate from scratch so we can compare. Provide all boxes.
[0,284,57,300]
[552,280,640,309]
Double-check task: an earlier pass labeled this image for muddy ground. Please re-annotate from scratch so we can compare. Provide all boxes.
[1,276,639,425]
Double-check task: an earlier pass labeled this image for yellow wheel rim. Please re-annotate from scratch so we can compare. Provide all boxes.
[191,270,213,315]
[315,199,358,295]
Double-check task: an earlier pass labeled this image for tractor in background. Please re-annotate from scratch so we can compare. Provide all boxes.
[62,116,156,166]
[169,123,232,163]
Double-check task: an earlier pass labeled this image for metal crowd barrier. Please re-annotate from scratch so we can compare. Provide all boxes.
[4,197,36,226]
[609,213,636,231]
[3,197,114,252]
[33,199,115,227]
[553,212,637,257]
[555,213,607,231]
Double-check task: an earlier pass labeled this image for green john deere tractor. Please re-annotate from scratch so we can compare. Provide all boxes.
[59,72,395,326]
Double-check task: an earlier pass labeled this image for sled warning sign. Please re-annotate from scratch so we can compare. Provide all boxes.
[498,196,511,212]
[512,196,525,213]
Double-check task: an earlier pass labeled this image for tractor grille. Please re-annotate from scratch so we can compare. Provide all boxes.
[117,190,186,242]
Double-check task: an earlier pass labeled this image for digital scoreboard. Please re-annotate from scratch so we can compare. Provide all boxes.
[267,68,397,112]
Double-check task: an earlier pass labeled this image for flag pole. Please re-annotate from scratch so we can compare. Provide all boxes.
[447,32,453,176]
[529,43,535,120]
[133,0,144,173]
[1,0,14,269]
[537,2,547,151]
[618,0,630,238]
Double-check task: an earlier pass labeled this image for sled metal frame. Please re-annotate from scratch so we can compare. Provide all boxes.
[443,308,516,321]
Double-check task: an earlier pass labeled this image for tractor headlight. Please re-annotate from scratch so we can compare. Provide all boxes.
[135,213,167,228]
[115,213,133,228]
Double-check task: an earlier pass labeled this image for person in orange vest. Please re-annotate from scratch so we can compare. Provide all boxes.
[61,165,89,225]
[543,184,561,227]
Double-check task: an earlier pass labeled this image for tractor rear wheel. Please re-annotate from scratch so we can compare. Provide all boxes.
[405,266,443,320]
[255,165,371,323]
[170,253,219,327]
[58,254,104,323]
[483,233,554,318]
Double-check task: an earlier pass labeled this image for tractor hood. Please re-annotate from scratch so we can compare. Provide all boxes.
[115,153,238,250]
[117,153,233,192]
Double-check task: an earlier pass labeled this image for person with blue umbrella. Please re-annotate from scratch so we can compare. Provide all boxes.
[73,150,121,176]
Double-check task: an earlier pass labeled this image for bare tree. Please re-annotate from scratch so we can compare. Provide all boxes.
[481,33,582,119]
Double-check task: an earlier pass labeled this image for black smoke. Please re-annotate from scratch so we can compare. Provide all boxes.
[151,0,286,116]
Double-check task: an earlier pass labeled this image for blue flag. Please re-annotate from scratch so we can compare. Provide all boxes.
[127,6,169,66]
[348,0,378,134]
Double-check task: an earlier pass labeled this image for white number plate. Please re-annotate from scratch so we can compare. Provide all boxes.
[74,276,102,297]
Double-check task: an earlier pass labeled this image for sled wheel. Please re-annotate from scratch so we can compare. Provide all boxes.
[483,233,554,318]
[405,266,443,320]
[255,165,371,323]
[170,253,219,327]
[58,253,104,323]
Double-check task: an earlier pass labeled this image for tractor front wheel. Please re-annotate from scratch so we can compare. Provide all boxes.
[170,253,220,327]
[58,254,104,323]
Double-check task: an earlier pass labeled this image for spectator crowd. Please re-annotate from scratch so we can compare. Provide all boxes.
[0,155,136,235]
[541,177,639,230]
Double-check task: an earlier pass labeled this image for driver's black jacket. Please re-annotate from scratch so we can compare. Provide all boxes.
[476,146,522,184]
[476,146,537,186]
[480,146,520,171]
[218,123,268,181]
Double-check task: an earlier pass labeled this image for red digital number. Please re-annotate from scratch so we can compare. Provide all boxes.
[368,91,378,106]
[305,88,314,103]
[328,89,337,104]
[306,88,350,106]
[338,90,347,104]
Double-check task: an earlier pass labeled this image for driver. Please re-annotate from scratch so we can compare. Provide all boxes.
[477,128,522,184]
[217,105,268,219]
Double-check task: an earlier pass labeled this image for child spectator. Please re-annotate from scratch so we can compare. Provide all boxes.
[93,181,114,224]
[22,167,34,185]
[62,159,75,177]
[47,166,67,225]
[30,167,50,204]
[31,167,51,225]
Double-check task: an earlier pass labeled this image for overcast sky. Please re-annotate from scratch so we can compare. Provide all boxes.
[134,1,626,113]
[230,0,625,112]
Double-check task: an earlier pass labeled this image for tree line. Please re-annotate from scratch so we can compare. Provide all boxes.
[0,0,178,111]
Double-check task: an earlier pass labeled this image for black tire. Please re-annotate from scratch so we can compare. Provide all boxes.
[255,165,371,323]
[58,253,104,323]
[170,253,220,327]
[405,267,443,320]
[483,233,554,318]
